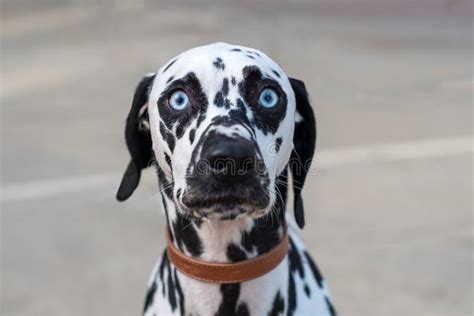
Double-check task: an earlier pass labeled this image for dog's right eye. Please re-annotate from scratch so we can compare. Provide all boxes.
[169,90,189,111]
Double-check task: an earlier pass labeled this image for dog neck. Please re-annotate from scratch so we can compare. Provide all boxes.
[158,168,288,263]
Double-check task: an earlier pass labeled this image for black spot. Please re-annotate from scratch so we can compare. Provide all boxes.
[304,284,311,297]
[268,291,285,316]
[230,48,242,52]
[143,278,157,313]
[227,243,248,262]
[222,78,229,96]
[274,137,282,153]
[303,251,323,288]
[216,284,241,316]
[236,98,246,112]
[236,303,250,316]
[241,217,282,255]
[167,264,177,311]
[159,121,176,153]
[167,76,175,83]
[247,54,255,59]
[172,214,203,256]
[288,238,305,278]
[174,269,185,315]
[158,251,168,295]
[287,273,296,316]
[168,135,176,152]
[254,52,261,57]
[213,57,225,70]
[214,91,225,107]
[196,112,206,129]
[325,297,337,316]
[163,58,177,73]
[231,76,237,85]
[272,70,281,78]
[189,128,196,144]
[224,98,232,109]
[164,153,172,171]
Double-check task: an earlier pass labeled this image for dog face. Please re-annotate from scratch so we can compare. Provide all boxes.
[117,43,316,228]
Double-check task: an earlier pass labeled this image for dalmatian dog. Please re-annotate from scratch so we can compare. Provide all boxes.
[116,42,335,316]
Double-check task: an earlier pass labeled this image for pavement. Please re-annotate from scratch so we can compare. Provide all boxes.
[1,1,472,315]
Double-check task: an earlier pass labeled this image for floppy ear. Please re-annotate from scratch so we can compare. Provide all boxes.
[289,78,316,229]
[116,73,156,201]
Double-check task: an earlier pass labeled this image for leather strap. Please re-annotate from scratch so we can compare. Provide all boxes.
[166,225,289,284]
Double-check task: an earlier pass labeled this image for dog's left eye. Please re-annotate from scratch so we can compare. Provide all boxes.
[169,90,189,110]
[258,88,279,108]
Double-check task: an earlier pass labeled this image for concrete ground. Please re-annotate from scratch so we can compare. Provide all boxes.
[1,1,472,315]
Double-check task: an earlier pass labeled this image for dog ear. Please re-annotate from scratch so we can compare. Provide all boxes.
[116,73,156,201]
[289,78,316,229]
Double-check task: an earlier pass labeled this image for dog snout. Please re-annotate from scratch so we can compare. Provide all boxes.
[200,135,256,178]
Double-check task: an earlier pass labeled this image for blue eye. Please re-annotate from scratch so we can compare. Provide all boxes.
[258,88,279,108]
[169,90,189,110]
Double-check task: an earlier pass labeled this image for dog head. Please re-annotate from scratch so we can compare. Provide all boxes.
[116,43,316,228]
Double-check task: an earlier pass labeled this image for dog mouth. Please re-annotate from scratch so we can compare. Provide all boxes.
[179,186,270,220]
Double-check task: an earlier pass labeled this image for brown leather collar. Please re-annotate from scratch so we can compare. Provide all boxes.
[166,225,289,284]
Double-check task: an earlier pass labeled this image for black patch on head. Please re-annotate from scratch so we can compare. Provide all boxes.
[227,243,248,262]
[214,91,225,107]
[166,76,175,83]
[213,57,225,70]
[275,137,282,153]
[157,72,208,140]
[160,121,176,153]
[231,76,237,85]
[269,291,285,316]
[304,284,311,297]
[303,251,324,288]
[196,111,206,129]
[236,98,246,112]
[238,66,287,135]
[230,48,241,52]
[254,52,261,57]
[168,136,175,153]
[214,84,232,109]
[246,54,255,59]
[163,58,177,73]
[189,128,196,144]
[222,78,229,96]
[164,153,172,171]
[272,69,281,78]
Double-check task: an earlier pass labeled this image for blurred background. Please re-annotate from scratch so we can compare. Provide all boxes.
[1,1,472,315]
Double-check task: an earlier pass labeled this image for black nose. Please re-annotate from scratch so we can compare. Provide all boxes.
[201,135,256,177]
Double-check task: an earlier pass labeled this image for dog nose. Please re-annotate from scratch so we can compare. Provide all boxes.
[201,136,256,176]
